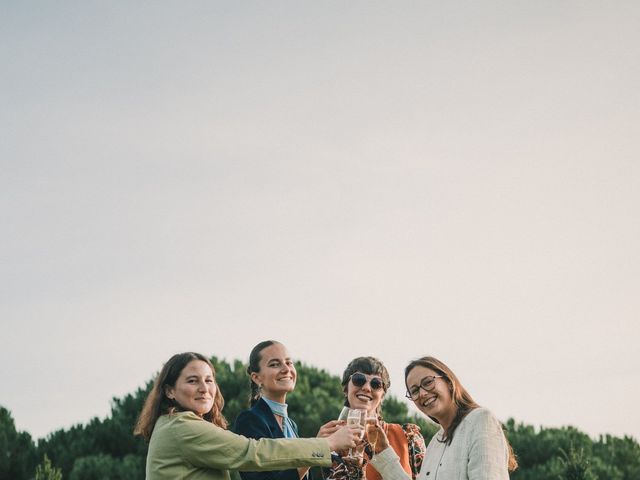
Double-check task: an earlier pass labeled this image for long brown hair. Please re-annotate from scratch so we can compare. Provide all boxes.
[405,356,517,471]
[134,352,228,442]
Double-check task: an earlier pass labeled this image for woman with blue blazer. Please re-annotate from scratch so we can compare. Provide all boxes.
[234,341,307,480]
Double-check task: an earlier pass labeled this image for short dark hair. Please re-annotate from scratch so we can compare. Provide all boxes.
[341,357,390,415]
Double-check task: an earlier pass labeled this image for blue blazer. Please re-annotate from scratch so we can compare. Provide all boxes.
[233,398,302,480]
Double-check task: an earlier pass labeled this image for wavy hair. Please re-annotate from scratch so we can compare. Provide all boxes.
[134,352,228,442]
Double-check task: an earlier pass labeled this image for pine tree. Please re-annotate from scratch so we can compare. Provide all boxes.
[35,454,63,480]
[558,446,597,480]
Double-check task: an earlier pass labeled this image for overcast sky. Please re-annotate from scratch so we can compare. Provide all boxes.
[2,1,639,443]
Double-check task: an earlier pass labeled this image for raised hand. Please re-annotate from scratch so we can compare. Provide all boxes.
[317,419,344,438]
[326,424,363,452]
[371,422,390,454]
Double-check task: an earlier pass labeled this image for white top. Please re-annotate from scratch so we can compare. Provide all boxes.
[370,408,509,480]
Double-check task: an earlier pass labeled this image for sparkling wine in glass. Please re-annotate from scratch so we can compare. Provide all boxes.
[365,413,378,452]
[347,409,365,436]
[346,409,365,461]
[338,406,351,423]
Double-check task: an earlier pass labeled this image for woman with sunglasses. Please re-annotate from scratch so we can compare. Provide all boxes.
[234,340,308,480]
[368,356,517,480]
[319,357,425,480]
[134,352,362,480]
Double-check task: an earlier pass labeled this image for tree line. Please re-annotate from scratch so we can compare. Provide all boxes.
[1,357,638,480]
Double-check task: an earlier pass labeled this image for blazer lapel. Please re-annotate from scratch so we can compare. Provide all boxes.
[254,398,285,438]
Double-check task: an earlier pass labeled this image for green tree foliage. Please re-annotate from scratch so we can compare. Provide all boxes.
[67,453,144,480]
[286,362,347,437]
[0,406,37,480]
[211,357,250,426]
[506,420,640,480]
[557,446,597,480]
[35,454,63,480]
[3,358,640,479]
[36,383,152,478]
[507,420,594,480]
[591,434,640,480]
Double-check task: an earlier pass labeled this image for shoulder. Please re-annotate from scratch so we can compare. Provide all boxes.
[234,402,277,438]
[236,407,263,422]
[461,408,505,440]
[156,411,226,444]
[384,422,403,433]
[165,410,207,427]
[465,407,501,427]
[173,411,220,430]
[401,423,422,436]
[386,422,423,439]
[234,407,268,429]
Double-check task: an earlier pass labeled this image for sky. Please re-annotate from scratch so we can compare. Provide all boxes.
[2,1,639,443]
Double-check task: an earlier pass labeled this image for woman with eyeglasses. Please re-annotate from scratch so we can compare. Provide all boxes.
[318,357,425,480]
[234,340,309,480]
[368,356,517,480]
[134,352,361,480]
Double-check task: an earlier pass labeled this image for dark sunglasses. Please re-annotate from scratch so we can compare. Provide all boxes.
[350,372,385,391]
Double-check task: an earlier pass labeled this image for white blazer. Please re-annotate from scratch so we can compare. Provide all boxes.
[370,408,510,480]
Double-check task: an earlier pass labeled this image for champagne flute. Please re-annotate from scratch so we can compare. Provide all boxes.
[336,407,358,457]
[346,408,365,462]
[338,406,351,423]
[365,413,378,453]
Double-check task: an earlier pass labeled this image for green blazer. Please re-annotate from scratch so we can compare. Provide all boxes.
[146,412,331,480]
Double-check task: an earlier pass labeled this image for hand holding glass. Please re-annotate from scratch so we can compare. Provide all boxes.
[344,408,365,462]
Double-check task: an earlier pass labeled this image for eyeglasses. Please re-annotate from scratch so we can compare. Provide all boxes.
[405,375,444,400]
[350,372,385,391]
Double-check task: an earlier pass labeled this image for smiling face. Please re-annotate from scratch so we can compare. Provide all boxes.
[251,343,296,403]
[165,359,217,417]
[405,365,457,426]
[346,372,385,413]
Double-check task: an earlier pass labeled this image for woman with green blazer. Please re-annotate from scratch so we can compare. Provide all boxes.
[134,352,360,480]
